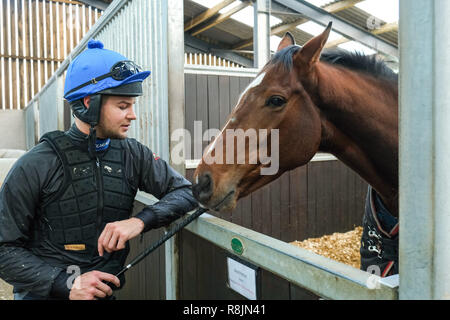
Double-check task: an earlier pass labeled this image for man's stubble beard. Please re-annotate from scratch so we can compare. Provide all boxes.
[96,121,127,140]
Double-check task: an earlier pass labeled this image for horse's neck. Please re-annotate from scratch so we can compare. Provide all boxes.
[314,65,399,216]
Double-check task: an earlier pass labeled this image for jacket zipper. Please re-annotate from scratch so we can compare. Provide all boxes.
[95,156,104,246]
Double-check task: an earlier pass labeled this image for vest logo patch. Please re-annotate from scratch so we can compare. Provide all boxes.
[153,153,160,160]
[64,244,86,251]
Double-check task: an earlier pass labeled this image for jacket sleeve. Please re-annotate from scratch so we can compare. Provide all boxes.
[0,146,67,298]
[126,139,198,232]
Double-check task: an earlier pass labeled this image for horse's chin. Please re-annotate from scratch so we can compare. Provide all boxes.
[215,201,237,214]
[199,189,239,214]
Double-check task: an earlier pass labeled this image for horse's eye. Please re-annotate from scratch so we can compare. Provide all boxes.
[266,96,286,108]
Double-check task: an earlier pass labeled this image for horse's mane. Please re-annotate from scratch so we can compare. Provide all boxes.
[271,45,398,83]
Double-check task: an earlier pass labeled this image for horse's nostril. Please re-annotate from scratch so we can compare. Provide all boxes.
[193,173,213,203]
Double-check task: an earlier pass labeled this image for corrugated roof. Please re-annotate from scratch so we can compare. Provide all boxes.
[80,0,399,67]
[184,0,398,67]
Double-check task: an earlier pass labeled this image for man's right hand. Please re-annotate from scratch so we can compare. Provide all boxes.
[69,270,120,300]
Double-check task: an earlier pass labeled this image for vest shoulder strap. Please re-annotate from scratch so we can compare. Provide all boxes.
[39,130,74,160]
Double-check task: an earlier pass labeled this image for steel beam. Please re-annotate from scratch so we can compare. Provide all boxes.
[254,0,270,68]
[233,0,364,50]
[190,0,251,36]
[326,22,398,49]
[76,0,110,11]
[399,0,450,300]
[184,0,236,32]
[185,34,253,68]
[273,0,398,57]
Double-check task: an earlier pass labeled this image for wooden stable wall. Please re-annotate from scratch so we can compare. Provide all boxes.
[0,0,102,110]
[184,72,254,158]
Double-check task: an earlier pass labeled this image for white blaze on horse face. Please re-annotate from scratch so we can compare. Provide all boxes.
[235,72,266,111]
[204,72,266,161]
[205,118,231,158]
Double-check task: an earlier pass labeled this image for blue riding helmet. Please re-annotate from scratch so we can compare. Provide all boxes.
[64,39,150,126]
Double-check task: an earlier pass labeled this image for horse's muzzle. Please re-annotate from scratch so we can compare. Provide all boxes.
[192,172,213,205]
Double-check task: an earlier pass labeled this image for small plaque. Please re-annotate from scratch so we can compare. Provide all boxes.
[227,257,258,300]
[231,237,244,255]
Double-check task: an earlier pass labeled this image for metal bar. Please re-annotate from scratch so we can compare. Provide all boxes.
[49,0,54,77]
[35,0,41,91]
[1,0,5,109]
[76,3,80,44]
[273,0,398,57]
[326,22,398,49]
[69,3,74,52]
[185,34,253,68]
[399,0,450,300]
[191,0,251,36]
[184,153,337,170]
[7,0,12,109]
[233,0,364,50]
[432,0,450,299]
[184,64,259,76]
[75,0,109,11]
[56,1,60,62]
[63,2,67,58]
[88,3,92,29]
[166,0,185,300]
[14,0,20,109]
[0,54,64,62]
[180,211,397,300]
[22,0,27,107]
[82,4,86,39]
[254,0,270,69]
[184,0,236,32]
[398,0,433,300]
[43,0,48,84]
[28,0,34,101]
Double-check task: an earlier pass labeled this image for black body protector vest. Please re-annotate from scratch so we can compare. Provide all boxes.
[38,131,136,260]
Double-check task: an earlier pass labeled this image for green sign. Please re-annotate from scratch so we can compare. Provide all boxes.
[231,237,244,255]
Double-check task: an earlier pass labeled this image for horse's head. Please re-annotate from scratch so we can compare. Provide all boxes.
[193,23,333,212]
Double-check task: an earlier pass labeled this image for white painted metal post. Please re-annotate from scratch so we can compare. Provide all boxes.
[254,0,270,69]
[166,0,185,300]
[399,0,450,299]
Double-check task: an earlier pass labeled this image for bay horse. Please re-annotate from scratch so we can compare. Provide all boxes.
[192,23,399,275]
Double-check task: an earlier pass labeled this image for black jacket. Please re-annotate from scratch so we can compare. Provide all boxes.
[0,125,197,298]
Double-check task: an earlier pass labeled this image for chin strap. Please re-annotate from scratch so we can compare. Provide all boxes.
[88,125,97,160]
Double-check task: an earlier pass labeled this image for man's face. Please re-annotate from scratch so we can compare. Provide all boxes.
[96,95,137,139]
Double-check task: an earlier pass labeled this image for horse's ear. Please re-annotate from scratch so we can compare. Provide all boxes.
[276,32,295,52]
[296,22,332,67]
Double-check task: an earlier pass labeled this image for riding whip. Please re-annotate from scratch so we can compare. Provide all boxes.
[115,206,208,278]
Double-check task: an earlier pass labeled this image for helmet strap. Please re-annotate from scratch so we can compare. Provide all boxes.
[88,125,97,160]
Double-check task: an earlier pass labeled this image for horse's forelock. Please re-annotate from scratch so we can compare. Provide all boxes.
[270,45,302,71]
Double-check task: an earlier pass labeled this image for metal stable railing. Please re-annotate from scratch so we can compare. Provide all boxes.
[135,190,398,300]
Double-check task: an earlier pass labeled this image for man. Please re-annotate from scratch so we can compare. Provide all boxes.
[0,40,197,300]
